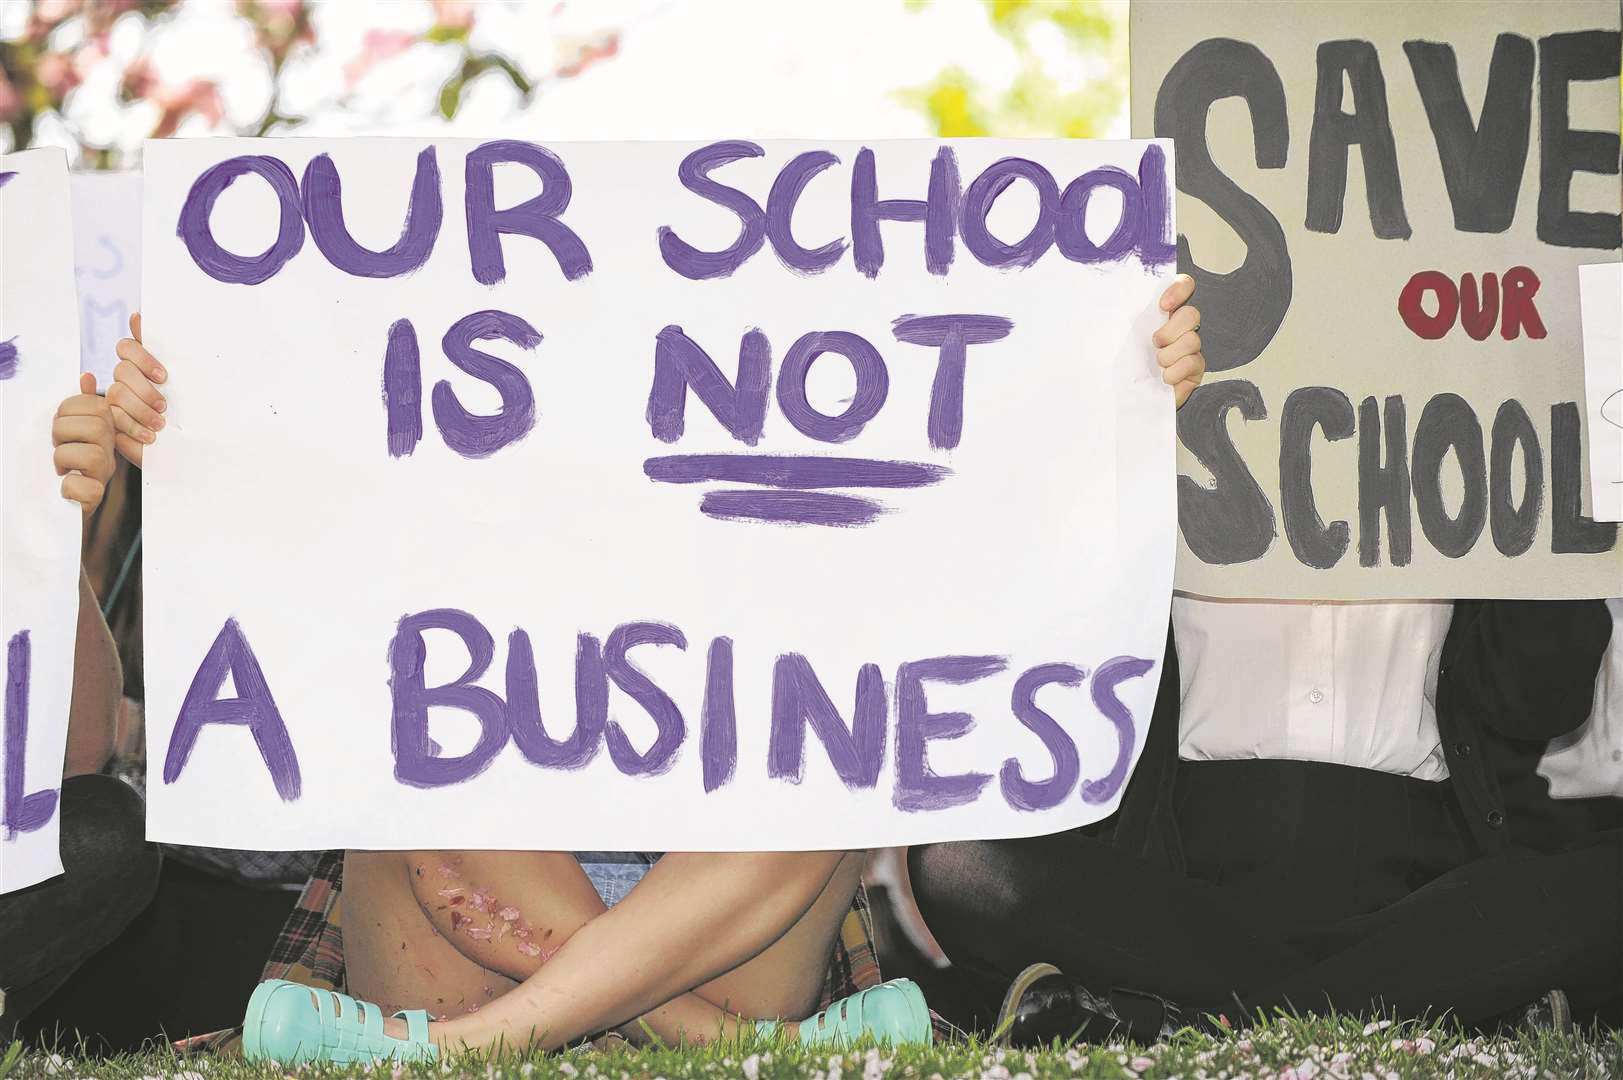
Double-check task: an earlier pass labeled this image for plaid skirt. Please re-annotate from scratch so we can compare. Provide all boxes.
[177,850,884,1054]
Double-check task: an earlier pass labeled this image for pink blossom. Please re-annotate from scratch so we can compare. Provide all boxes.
[36,52,82,101]
[342,29,417,88]
[498,906,520,921]
[239,0,314,61]
[516,940,542,957]
[0,70,20,122]
[80,33,112,60]
[172,77,222,122]
[120,58,158,101]
[150,78,223,137]
[555,33,619,79]
[431,0,475,32]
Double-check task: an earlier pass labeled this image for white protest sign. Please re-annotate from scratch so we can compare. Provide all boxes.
[1580,262,1622,523]
[71,171,141,391]
[142,136,1178,851]
[1,148,84,893]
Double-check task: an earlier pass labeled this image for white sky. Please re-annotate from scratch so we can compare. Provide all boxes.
[17,0,1128,158]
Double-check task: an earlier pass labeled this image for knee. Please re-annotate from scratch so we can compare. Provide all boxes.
[56,774,161,924]
[907,840,1012,927]
[906,842,968,916]
[700,851,850,909]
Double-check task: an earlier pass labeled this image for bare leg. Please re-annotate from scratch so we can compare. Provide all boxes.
[344,851,521,1020]
[344,849,863,1051]
[347,850,734,1038]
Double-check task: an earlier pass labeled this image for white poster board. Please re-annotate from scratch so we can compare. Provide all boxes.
[71,171,142,391]
[1580,262,1622,523]
[1,148,85,893]
[142,136,1179,851]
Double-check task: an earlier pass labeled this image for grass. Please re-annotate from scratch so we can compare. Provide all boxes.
[3,1015,1620,1080]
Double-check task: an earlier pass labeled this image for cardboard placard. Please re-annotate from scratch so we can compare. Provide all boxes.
[1132,0,1623,598]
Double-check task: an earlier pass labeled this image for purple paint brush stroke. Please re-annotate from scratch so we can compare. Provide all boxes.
[1080,654,1154,805]
[5,631,60,839]
[700,490,885,527]
[0,177,17,382]
[645,454,949,489]
[0,175,15,380]
[175,155,304,285]
[302,146,443,279]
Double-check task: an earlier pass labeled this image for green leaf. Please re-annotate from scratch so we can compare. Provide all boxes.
[437,74,465,120]
[0,1040,23,1080]
[425,23,471,45]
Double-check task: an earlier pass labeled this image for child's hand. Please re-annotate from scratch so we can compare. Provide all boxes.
[108,312,168,467]
[1152,274,1206,408]
[53,373,117,515]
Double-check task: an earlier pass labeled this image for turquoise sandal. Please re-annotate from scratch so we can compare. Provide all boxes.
[760,978,933,1046]
[242,978,439,1065]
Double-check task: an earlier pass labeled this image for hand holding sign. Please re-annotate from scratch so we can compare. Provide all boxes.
[1154,274,1203,406]
[53,373,117,513]
[108,313,166,467]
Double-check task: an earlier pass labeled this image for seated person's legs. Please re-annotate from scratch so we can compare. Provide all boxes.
[0,773,160,1035]
[341,847,866,1052]
[1237,828,1623,1030]
[908,832,1311,1039]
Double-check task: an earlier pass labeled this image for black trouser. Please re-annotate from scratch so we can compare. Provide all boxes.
[910,825,1623,1035]
[0,774,161,1037]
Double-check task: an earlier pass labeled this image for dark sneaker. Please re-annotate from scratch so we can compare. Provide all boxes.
[994,963,1182,1047]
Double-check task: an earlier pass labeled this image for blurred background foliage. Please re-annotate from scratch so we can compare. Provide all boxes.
[2,0,1127,170]
[904,0,1125,138]
[0,0,621,167]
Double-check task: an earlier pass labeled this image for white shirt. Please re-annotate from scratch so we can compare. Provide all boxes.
[1538,598,1623,800]
[1173,595,1453,781]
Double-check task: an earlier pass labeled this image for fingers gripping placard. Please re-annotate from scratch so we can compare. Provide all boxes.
[142,138,1178,851]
